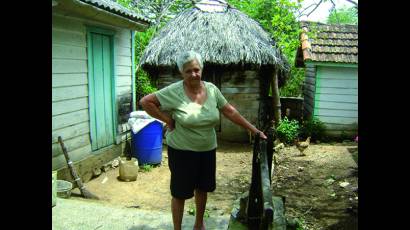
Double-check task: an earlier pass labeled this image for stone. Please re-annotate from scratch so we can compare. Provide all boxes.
[92,168,102,177]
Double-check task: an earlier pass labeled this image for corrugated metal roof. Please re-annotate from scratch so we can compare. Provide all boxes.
[78,0,153,24]
[297,21,358,64]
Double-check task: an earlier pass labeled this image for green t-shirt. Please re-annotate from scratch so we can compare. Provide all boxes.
[154,80,228,151]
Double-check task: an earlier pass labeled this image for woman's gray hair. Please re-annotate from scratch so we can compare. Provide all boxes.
[176,51,203,72]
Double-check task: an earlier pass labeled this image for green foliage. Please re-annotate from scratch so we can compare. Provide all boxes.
[327,6,358,25]
[277,117,300,144]
[229,0,302,60]
[134,27,158,102]
[279,66,304,97]
[300,116,326,141]
[229,0,305,97]
[140,164,154,172]
[295,217,307,230]
[187,206,210,219]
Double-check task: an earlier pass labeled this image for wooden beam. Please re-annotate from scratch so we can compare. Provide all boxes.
[271,69,281,127]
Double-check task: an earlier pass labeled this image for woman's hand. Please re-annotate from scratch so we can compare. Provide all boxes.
[257,131,267,140]
[166,118,175,131]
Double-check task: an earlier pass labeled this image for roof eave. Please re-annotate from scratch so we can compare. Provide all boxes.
[54,0,150,31]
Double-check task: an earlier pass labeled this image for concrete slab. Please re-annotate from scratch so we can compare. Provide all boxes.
[52,198,230,230]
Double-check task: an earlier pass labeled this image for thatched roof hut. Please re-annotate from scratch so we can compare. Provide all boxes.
[140,0,290,142]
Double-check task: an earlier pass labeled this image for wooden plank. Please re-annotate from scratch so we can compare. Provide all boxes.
[221,87,260,94]
[52,59,87,74]
[304,103,313,113]
[52,133,91,157]
[52,15,85,33]
[224,93,259,101]
[318,66,357,80]
[315,93,357,103]
[221,71,258,82]
[52,44,87,60]
[52,144,92,170]
[303,83,315,93]
[319,79,358,89]
[116,65,132,76]
[304,89,315,101]
[115,36,131,48]
[102,35,115,147]
[92,33,108,148]
[117,85,131,95]
[305,67,316,74]
[52,97,88,116]
[322,122,358,131]
[222,78,260,88]
[229,100,260,110]
[52,109,89,131]
[53,144,122,183]
[304,77,316,86]
[116,76,131,87]
[116,55,132,67]
[52,73,88,87]
[117,47,131,57]
[303,90,314,101]
[52,121,89,144]
[316,115,358,125]
[318,87,358,95]
[52,29,86,47]
[52,85,88,102]
[114,29,131,40]
[315,108,358,118]
[316,101,358,110]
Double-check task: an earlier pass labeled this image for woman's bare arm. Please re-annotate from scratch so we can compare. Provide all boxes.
[220,103,267,139]
[139,94,175,130]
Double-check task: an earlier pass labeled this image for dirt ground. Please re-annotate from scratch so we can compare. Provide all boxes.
[73,140,358,229]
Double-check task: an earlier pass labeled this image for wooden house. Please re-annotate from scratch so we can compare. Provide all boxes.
[52,0,150,181]
[139,0,290,142]
[295,21,358,137]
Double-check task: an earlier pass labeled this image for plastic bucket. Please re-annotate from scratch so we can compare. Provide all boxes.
[57,180,73,199]
[132,121,163,165]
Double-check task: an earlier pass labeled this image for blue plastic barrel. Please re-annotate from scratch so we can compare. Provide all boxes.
[132,120,163,165]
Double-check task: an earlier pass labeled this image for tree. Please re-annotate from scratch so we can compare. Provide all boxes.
[116,0,194,105]
[327,6,358,24]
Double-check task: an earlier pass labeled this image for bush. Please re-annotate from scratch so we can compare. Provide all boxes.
[136,70,157,109]
[279,66,305,97]
[300,117,326,141]
[276,117,300,144]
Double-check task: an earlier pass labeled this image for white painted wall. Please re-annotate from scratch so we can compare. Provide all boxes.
[314,66,358,133]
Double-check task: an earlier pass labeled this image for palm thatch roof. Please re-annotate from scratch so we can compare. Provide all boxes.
[140,0,290,74]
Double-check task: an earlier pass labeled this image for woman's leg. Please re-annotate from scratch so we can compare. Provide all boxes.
[193,189,207,229]
[171,197,185,230]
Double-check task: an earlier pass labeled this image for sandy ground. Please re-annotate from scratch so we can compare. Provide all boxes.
[72,140,358,229]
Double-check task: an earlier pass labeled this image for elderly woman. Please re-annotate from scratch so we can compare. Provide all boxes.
[140,51,266,230]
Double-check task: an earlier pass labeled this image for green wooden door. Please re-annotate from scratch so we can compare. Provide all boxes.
[88,32,115,151]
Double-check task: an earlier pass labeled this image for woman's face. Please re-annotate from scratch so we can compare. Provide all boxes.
[181,59,202,84]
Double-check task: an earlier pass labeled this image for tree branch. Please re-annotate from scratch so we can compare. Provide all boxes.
[344,0,358,7]
[297,3,318,18]
[305,0,323,18]
[329,0,340,24]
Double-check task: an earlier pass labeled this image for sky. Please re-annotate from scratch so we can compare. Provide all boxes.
[297,0,358,23]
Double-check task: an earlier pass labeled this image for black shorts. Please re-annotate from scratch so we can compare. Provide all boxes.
[167,146,216,199]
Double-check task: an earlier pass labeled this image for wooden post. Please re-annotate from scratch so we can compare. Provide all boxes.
[247,134,263,229]
[271,68,281,128]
